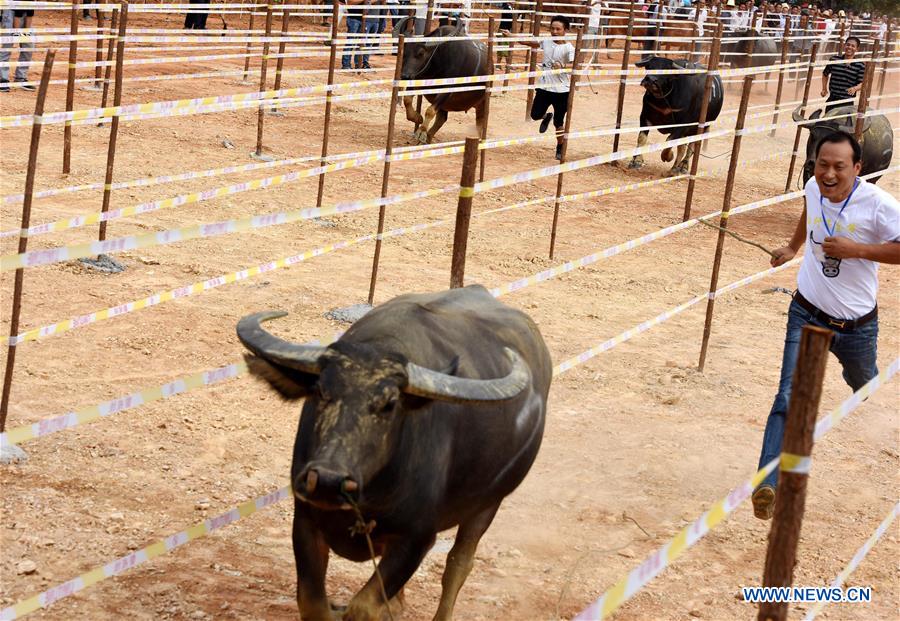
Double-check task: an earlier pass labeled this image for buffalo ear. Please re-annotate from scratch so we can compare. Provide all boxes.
[243,353,316,400]
[635,56,652,68]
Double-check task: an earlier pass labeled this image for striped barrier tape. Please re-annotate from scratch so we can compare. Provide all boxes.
[779,453,812,474]
[573,357,900,621]
[0,264,823,618]
[0,181,457,272]
[803,502,900,621]
[0,485,292,621]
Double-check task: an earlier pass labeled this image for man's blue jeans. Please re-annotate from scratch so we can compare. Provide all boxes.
[757,297,878,491]
[342,17,378,69]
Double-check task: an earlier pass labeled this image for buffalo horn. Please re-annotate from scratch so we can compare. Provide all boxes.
[403,347,530,404]
[792,105,805,124]
[236,311,326,374]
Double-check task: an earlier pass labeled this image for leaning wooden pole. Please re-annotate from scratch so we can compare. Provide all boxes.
[697,75,754,372]
[757,326,833,621]
[548,29,583,260]
[254,1,275,158]
[769,19,791,137]
[243,9,257,82]
[784,42,818,193]
[449,137,480,289]
[92,9,105,88]
[270,7,291,111]
[367,38,407,305]
[98,1,129,243]
[479,16,496,183]
[681,19,723,223]
[315,1,341,208]
[0,51,56,434]
[853,42,878,141]
[877,27,892,97]
[524,0,544,119]
[611,0,635,153]
[63,1,80,174]
[99,8,119,110]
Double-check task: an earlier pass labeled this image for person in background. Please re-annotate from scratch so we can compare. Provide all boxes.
[496,2,515,75]
[585,0,611,59]
[522,14,576,161]
[0,4,35,92]
[821,36,865,111]
[185,0,210,30]
[752,131,899,521]
[341,0,377,70]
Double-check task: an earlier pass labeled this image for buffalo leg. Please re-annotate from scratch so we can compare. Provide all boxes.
[475,99,487,141]
[426,108,449,144]
[403,95,423,125]
[414,105,436,144]
[668,143,689,176]
[433,503,501,621]
[293,503,332,621]
[628,114,650,169]
[344,533,436,621]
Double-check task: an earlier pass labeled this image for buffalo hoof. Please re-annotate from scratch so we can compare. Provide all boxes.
[413,129,429,145]
[661,147,673,162]
[664,167,681,178]
[627,159,644,170]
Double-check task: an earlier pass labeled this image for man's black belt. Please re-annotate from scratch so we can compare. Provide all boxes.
[793,291,877,332]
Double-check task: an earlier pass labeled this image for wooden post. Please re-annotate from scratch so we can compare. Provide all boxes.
[479,17,496,183]
[424,0,434,33]
[315,1,341,208]
[690,3,701,63]
[784,42,818,193]
[681,19,723,222]
[853,41,878,141]
[243,9,257,82]
[769,18,791,137]
[0,51,56,434]
[548,29,583,259]
[525,0,544,119]
[793,15,810,97]
[98,1,128,243]
[254,2,274,158]
[100,8,119,110]
[63,1,79,174]
[449,137,480,289]
[366,38,406,305]
[611,0,635,153]
[271,8,291,111]
[757,326,833,621]
[93,9,105,88]
[877,26,892,97]
[697,75,754,372]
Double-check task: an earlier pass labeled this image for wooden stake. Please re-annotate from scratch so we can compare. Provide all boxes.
[854,41,879,141]
[315,1,340,208]
[0,50,56,433]
[271,8,291,111]
[243,9,256,82]
[479,17,496,183]
[449,137,480,289]
[611,1,635,153]
[697,75,754,372]
[757,325,833,621]
[254,1,274,157]
[548,29,583,259]
[63,1,80,174]
[424,0,434,33]
[877,26,892,97]
[367,38,406,305]
[784,42,818,193]
[653,0,664,54]
[98,1,129,243]
[769,18,791,137]
[100,8,119,110]
[681,19,723,223]
[793,16,810,97]
[525,0,544,120]
[93,9,105,88]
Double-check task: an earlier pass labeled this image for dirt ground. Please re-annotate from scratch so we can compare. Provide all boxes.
[1,9,898,621]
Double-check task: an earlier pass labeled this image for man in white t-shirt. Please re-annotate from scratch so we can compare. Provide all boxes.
[752,132,900,520]
[523,14,576,160]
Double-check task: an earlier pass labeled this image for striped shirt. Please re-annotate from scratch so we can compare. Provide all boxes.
[823,55,865,102]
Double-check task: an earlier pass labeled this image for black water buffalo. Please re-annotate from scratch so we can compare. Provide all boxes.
[628,56,724,176]
[793,105,894,185]
[400,21,489,144]
[237,284,552,621]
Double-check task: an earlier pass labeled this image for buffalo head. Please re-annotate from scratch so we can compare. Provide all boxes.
[237,311,530,511]
[636,55,682,99]
[793,105,869,184]
[400,22,465,80]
